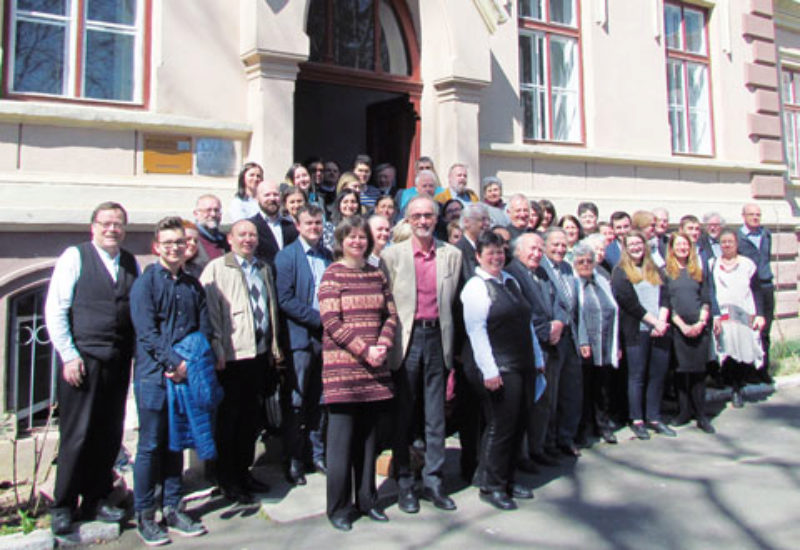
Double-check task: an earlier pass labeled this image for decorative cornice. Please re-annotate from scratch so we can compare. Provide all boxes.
[433,76,491,103]
[472,0,510,34]
[240,49,307,81]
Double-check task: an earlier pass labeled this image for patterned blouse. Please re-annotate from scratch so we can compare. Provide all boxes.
[319,262,397,404]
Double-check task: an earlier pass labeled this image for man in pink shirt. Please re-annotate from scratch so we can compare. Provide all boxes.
[381,196,463,514]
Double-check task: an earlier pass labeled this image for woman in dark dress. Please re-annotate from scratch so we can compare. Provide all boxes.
[319,216,398,530]
[664,232,715,434]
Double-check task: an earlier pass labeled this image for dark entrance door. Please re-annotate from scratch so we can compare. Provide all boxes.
[366,96,416,190]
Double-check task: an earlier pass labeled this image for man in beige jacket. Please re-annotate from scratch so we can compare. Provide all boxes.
[381,196,462,513]
[200,219,282,504]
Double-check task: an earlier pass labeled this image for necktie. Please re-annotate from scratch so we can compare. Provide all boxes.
[244,259,267,343]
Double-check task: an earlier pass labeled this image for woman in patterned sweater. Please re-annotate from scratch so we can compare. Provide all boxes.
[319,215,398,531]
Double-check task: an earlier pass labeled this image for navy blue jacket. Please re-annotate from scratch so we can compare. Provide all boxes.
[506,258,556,348]
[130,263,212,409]
[274,238,332,350]
[605,239,623,268]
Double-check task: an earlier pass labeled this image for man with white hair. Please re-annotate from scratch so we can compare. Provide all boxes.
[396,169,445,215]
[505,194,532,241]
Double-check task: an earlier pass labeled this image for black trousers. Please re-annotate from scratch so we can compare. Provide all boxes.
[579,362,614,437]
[392,325,446,490]
[285,341,326,464]
[326,401,388,519]
[54,353,131,511]
[216,354,270,490]
[676,372,707,422]
[467,367,532,493]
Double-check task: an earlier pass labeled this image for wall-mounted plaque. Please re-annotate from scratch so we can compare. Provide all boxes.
[196,138,236,176]
[143,135,192,174]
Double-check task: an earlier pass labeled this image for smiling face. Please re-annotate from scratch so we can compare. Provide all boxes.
[369,216,391,251]
[477,243,505,278]
[515,234,544,270]
[444,201,463,222]
[416,173,437,197]
[354,162,371,185]
[406,198,436,242]
[293,166,311,191]
[184,227,199,259]
[193,196,222,231]
[342,226,369,262]
[91,208,126,255]
[545,231,567,263]
[256,180,281,217]
[705,216,723,239]
[155,228,187,272]
[562,219,580,245]
[244,166,264,197]
[625,234,645,264]
[483,183,502,205]
[612,216,631,239]
[227,220,259,260]
[672,235,691,263]
[742,204,761,231]
[339,194,360,217]
[681,221,701,243]
[295,211,323,246]
[508,198,530,229]
[284,192,306,218]
[375,197,396,220]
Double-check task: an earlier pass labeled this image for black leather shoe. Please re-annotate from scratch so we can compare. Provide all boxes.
[329,515,352,531]
[531,452,560,467]
[647,421,677,437]
[559,443,582,457]
[366,507,389,522]
[94,502,126,523]
[50,508,73,536]
[287,460,307,486]
[669,415,691,427]
[600,429,618,444]
[697,419,716,434]
[516,458,540,474]
[630,422,650,440]
[480,490,517,511]
[397,488,420,514]
[422,486,457,511]
[221,485,255,505]
[245,475,271,493]
[509,483,534,499]
[313,458,328,475]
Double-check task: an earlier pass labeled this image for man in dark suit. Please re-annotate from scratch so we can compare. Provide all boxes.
[506,232,561,466]
[275,205,332,485]
[455,203,490,280]
[604,211,631,267]
[250,179,298,265]
[738,203,774,383]
[505,194,532,241]
[540,227,583,457]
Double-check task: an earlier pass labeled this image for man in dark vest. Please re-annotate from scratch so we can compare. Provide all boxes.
[44,201,139,535]
[192,194,229,269]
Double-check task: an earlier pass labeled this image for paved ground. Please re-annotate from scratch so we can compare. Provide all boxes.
[103,385,800,550]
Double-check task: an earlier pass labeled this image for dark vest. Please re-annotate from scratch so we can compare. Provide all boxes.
[485,277,534,372]
[69,242,138,361]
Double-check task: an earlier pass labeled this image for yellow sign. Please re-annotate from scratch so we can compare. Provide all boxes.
[143,135,192,174]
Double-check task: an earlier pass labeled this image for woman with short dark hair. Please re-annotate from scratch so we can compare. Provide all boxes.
[319,216,398,530]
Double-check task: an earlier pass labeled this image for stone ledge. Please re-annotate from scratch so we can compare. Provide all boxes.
[0,529,52,550]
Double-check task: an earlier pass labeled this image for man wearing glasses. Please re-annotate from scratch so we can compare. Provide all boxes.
[45,202,139,536]
[192,194,229,269]
[130,216,210,545]
[381,196,462,513]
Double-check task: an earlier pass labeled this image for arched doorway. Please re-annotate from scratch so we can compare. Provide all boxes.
[296,0,421,188]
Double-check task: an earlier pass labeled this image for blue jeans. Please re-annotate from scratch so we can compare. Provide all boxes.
[625,332,671,422]
[133,385,183,512]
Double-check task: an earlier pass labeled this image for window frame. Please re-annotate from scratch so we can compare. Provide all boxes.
[518,0,585,145]
[781,68,800,178]
[663,1,715,157]
[3,0,152,108]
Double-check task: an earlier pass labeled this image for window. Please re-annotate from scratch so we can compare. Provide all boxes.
[518,0,582,143]
[7,0,149,103]
[307,0,410,76]
[7,286,59,432]
[782,69,800,177]
[664,2,713,155]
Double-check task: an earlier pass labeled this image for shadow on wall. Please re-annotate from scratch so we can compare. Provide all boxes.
[484,52,518,145]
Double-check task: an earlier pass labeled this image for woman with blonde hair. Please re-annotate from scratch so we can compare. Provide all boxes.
[611,230,673,439]
[664,232,714,433]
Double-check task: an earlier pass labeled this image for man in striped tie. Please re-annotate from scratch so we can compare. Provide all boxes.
[200,219,283,504]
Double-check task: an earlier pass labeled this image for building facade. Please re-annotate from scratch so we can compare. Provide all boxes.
[1,0,799,431]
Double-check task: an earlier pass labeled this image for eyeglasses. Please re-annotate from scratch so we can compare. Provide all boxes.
[408,213,435,221]
[94,221,124,229]
[197,207,221,213]
[159,240,187,248]
[574,258,594,265]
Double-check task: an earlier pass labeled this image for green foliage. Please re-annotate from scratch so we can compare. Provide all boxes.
[771,339,800,377]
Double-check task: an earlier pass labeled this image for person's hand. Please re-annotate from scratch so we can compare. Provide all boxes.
[580,345,592,359]
[63,358,86,387]
[652,319,669,337]
[166,361,188,383]
[549,321,564,345]
[713,318,722,336]
[752,316,765,332]
[484,375,503,391]
[366,345,387,367]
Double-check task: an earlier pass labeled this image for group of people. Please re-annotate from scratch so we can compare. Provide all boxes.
[44,152,774,543]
